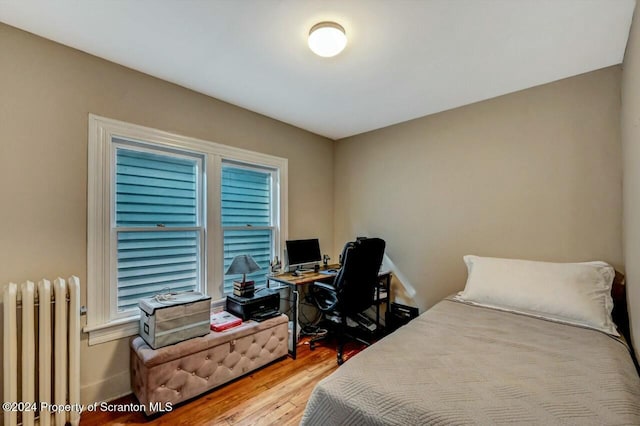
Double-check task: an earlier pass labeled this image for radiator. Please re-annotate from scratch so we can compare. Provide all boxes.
[3,277,81,426]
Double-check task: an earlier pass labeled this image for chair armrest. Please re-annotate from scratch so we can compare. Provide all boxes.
[312,281,336,292]
[310,281,338,312]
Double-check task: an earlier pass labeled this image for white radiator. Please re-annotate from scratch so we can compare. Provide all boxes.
[3,277,81,426]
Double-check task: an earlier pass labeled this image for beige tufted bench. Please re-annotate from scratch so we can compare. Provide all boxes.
[130,314,288,415]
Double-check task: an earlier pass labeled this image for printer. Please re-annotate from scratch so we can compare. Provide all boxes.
[226,288,280,321]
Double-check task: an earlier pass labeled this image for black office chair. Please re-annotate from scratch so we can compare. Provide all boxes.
[308,237,386,365]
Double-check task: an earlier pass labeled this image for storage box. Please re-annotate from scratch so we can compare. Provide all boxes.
[139,292,211,349]
[385,302,419,333]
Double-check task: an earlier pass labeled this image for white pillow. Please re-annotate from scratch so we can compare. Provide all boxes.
[458,255,618,336]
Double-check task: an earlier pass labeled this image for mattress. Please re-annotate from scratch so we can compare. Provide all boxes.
[301,298,640,425]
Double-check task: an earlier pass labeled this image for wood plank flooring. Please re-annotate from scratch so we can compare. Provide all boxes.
[80,339,363,425]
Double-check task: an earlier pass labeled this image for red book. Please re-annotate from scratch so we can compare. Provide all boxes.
[210,311,242,332]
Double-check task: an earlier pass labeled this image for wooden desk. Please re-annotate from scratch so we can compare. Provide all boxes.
[267,265,391,359]
[268,265,341,287]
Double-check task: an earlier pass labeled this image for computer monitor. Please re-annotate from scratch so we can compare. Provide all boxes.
[286,238,322,271]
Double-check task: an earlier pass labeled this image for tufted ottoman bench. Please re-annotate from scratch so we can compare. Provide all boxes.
[130,313,288,415]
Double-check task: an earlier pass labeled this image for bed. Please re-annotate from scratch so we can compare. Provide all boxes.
[301,256,640,426]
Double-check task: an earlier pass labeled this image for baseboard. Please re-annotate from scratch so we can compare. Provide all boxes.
[80,369,131,405]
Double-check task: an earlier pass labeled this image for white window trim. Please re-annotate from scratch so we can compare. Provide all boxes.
[109,142,206,320]
[86,114,288,345]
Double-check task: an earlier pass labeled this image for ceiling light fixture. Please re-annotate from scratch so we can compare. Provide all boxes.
[308,22,347,57]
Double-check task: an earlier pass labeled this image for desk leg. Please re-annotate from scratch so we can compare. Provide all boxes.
[268,278,298,359]
[376,283,380,332]
[290,288,299,359]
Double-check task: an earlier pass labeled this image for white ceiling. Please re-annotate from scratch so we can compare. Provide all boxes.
[0,0,635,140]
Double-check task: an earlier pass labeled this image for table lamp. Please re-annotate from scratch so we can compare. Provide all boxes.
[225,254,261,285]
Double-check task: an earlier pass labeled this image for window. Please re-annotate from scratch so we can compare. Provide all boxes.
[222,163,277,293]
[114,143,204,314]
[87,115,287,344]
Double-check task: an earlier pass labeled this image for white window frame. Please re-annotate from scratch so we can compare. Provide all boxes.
[110,141,205,319]
[86,114,288,345]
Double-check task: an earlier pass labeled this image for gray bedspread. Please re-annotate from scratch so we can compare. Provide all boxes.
[301,299,640,425]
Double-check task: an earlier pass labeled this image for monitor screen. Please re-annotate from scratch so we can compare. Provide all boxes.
[286,238,322,268]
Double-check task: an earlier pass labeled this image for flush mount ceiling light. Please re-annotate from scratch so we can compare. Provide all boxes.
[308,22,347,57]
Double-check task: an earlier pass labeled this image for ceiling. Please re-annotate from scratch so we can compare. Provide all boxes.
[0,0,635,140]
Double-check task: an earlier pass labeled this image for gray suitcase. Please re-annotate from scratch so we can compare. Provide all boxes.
[139,292,211,349]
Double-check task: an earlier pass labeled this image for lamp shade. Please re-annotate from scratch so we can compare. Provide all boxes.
[225,254,261,276]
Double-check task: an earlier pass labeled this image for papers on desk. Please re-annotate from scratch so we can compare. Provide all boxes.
[319,269,339,275]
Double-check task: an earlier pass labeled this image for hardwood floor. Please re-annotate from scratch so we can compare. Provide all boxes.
[80,339,363,425]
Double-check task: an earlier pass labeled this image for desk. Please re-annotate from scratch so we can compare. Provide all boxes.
[267,265,391,359]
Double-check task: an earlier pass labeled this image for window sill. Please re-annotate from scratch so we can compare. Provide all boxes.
[83,298,227,346]
[84,315,140,346]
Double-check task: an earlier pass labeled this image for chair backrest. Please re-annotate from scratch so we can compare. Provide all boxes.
[334,237,386,315]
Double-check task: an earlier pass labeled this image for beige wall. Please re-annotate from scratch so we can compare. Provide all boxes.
[0,22,334,403]
[335,67,623,311]
[622,3,640,359]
